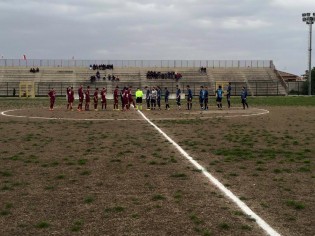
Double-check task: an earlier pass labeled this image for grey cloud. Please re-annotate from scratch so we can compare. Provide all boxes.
[0,0,312,74]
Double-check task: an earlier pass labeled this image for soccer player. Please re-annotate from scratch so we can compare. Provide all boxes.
[69,87,74,111]
[77,84,84,111]
[120,87,125,110]
[85,86,90,111]
[165,87,170,110]
[150,87,157,110]
[93,88,99,111]
[157,86,161,110]
[135,87,143,110]
[145,86,151,110]
[204,86,209,110]
[199,86,205,110]
[216,85,224,109]
[186,85,193,110]
[66,86,71,110]
[113,86,119,110]
[122,87,129,111]
[128,86,136,109]
[227,82,232,108]
[241,86,249,109]
[48,88,56,111]
[176,85,181,110]
[101,87,107,110]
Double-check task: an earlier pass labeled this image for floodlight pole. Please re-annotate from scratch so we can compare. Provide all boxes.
[302,13,314,95]
[308,21,312,95]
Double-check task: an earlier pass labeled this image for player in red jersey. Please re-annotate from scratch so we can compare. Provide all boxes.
[85,86,90,111]
[93,88,99,111]
[48,88,56,111]
[77,84,84,111]
[122,87,129,111]
[120,87,125,110]
[66,86,71,110]
[69,87,74,111]
[113,86,119,110]
[128,86,136,109]
[101,87,107,110]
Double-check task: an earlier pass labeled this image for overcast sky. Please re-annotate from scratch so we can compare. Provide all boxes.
[0,0,314,74]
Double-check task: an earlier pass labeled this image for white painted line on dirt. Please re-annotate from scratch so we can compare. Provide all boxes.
[0,108,269,121]
[0,110,132,121]
[137,110,280,236]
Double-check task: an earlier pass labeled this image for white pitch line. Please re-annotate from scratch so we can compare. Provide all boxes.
[0,108,269,121]
[137,110,280,236]
[0,110,134,121]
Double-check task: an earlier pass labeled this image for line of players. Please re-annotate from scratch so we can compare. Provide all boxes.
[65,85,137,111]
[48,85,135,111]
[153,83,248,111]
[48,83,249,111]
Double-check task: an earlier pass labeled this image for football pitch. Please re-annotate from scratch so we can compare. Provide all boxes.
[0,97,314,236]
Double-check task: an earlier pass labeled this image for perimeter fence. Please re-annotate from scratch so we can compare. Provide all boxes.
[0,80,286,98]
[0,59,273,69]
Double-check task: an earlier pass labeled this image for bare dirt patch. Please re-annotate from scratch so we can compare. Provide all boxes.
[0,100,314,235]
[154,106,315,236]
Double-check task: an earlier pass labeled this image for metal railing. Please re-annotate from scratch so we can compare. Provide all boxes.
[0,81,286,97]
[0,59,273,69]
[287,81,306,95]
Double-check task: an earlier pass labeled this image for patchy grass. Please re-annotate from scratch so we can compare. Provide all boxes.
[0,99,314,236]
[35,221,50,229]
[285,200,305,210]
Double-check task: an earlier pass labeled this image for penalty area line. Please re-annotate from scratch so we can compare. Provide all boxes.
[137,110,280,236]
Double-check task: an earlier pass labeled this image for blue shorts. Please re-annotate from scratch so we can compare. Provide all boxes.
[216,97,222,102]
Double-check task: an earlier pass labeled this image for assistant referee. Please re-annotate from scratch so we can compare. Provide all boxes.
[135,88,144,110]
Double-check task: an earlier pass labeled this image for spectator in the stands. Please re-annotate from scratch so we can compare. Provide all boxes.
[90,75,96,83]
[200,67,207,73]
[146,71,178,80]
[30,68,40,73]
[91,64,114,70]
[96,71,101,80]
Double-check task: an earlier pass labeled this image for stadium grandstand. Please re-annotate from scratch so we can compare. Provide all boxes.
[0,59,288,97]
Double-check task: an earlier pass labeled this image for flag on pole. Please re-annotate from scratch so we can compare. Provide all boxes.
[23,55,27,60]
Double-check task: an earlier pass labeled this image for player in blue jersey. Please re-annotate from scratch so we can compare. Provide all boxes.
[145,86,151,110]
[204,86,209,110]
[241,86,249,109]
[199,86,205,110]
[164,87,170,110]
[186,85,193,110]
[216,85,224,109]
[227,82,232,108]
[157,86,161,110]
[176,85,181,110]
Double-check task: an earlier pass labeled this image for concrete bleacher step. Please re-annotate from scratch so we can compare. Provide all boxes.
[0,66,287,96]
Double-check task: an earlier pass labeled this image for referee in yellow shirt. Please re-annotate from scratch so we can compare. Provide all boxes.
[135,88,144,110]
